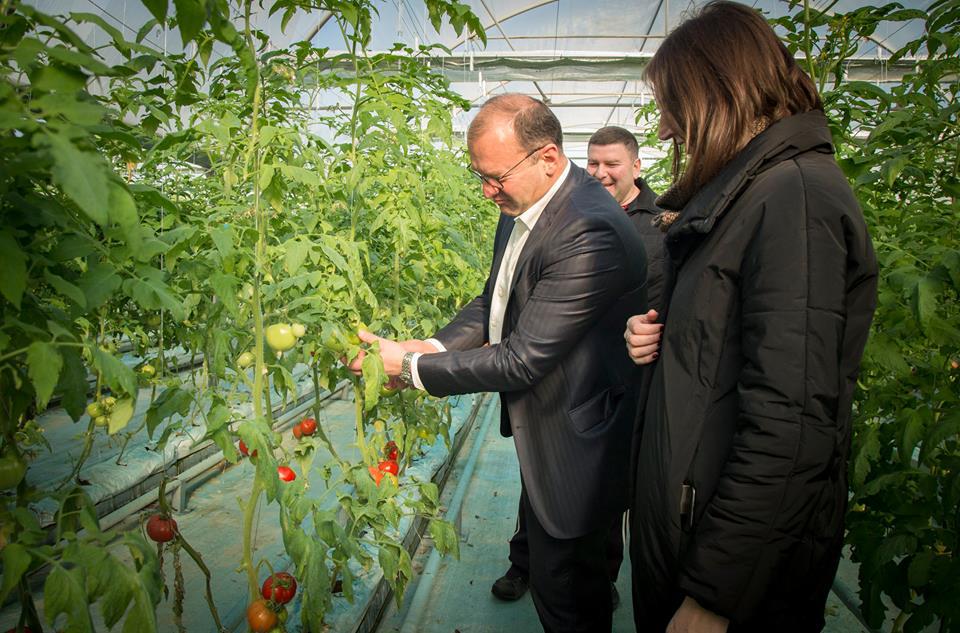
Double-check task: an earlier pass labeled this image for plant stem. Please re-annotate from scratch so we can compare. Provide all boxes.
[353,378,369,463]
[242,479,265,601]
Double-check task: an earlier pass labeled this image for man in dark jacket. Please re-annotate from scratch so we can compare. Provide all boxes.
[490,126,665,609]
[354,94,647,633]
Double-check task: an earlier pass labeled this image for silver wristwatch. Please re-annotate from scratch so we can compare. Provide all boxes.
[400,352,414,385]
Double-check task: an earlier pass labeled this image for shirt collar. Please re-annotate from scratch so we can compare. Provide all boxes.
[514,159,571,232]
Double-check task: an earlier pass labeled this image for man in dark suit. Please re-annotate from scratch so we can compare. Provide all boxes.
[353,94,646,633]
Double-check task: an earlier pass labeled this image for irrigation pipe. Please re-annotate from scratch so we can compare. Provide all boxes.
[398,395,500,633]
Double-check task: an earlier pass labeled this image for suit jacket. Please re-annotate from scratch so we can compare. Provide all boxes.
[418,163,648,539]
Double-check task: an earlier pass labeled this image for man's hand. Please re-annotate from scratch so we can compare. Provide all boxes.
[398,339,440,354]
[666,596,729,633]
[346,330,407,376]
[624,309,663,365]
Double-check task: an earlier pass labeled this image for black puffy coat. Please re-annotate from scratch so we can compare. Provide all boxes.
[630,111,878,632]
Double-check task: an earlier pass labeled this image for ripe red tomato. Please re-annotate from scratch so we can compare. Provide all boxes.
[383,441,399,461]
[299,417,317,436]
[246,599,278,632]
[146,514,178,543]
[261,571,298,604]
[368,465,384,486]
[292,423,303,440]
[277,466,296,482]
[378,460,399,476]
[239,440,258,458]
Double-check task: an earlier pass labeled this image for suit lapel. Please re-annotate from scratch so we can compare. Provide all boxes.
[506,165,580,302]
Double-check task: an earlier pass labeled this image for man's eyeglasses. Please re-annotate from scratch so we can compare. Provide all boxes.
[470,145,546,191]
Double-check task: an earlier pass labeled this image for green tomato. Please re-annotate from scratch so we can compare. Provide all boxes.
[102,396,117,408]
[86,402,103,418]
[291,323,306,338]
[140,364,156,377]
[0,454,27,490]
[237,352,255,368]
[266,323,297,352]
[94,415,109,427]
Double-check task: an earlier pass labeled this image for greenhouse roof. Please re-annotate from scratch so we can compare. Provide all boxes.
[31,0,934,160]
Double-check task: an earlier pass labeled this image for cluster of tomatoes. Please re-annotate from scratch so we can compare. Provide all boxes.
[291,417,317,440]
[367,440,400,486]
[247,572,298,632]
[85,396,117,427]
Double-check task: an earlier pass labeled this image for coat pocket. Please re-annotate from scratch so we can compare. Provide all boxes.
[567,385,625,433]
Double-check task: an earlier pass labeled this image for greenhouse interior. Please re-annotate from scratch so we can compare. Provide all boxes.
[0,0,957,632]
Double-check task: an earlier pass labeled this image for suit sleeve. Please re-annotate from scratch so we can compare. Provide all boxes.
[676,170,875,620]
[417,216,641,396]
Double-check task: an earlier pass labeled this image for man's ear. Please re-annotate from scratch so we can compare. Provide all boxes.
[541,144,562,175]
[633,157,642,178]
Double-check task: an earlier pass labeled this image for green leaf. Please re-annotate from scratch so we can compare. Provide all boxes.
[420,481,439,507]
[45,565,94,632]
[919,411,960,465]
[141,0,167,24]
[108,181,143,254]
[883,155,910,189]
[210,224,235,259]
[27,341,63,411]
[873,534,917,568]
[44,269,87,309]
[0,230,27,309]
[57,347,88,421]
[93,348,137,397]
[907,550,933,587]
[108,397,136,435]
[428,518,460,559]
[42,132,110,226]
[284,238,310,275]
[173,0,206,47]
[145,386,194,438]
[79,262,122,310]
[0,543,31,605]
[911,276,937,335]
[208,272,239,317]
[123,269,186,321]
[361,348,385,412]
[900,410,925,466]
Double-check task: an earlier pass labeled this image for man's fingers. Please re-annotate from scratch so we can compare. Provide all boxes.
[358,329,379,345]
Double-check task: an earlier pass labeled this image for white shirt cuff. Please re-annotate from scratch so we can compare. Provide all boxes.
[410,352,425,390]
[425,338,446,352]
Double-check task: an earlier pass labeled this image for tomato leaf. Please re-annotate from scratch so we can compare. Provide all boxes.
[145,386,194,438]
[0,543,31,605]
[107,396,136,435]
[93,348,137,397]
[42,132,110,226]
[210,224,235,260]
[172,0,205,47]
[45,565,94,631]
[57,347,88,421]
[43,269,87,309]
[140,0,167,24]
[911,276,937,335]
[27,341,63,411]
[284,237,310,275]
[428,519,460,560]
[79,262,123,310]
[0,230,27,309]
[361,347,385,412]
[108,180,143,254]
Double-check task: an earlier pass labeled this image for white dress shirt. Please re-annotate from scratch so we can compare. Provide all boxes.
[410,160,571,390]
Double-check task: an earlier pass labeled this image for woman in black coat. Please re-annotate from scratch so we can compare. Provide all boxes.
[625,2,879,632]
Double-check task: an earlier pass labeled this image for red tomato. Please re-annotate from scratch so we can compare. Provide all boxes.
[277,466,296,482]
[368,465,384,486]
[383,440,399,461]
[292,423,303,440]
[299,417,317,436]
[239,440,258,458]
[246,599,278,632]
[261,571,298,604]
[378,460,399,476]
[146,514,178,543]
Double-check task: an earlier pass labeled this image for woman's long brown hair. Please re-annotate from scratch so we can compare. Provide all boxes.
[645,1,822,199]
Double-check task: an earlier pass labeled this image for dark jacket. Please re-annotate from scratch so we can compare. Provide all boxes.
[419,163,647,539]
[630,111,878,631]
[625,177,665,312]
